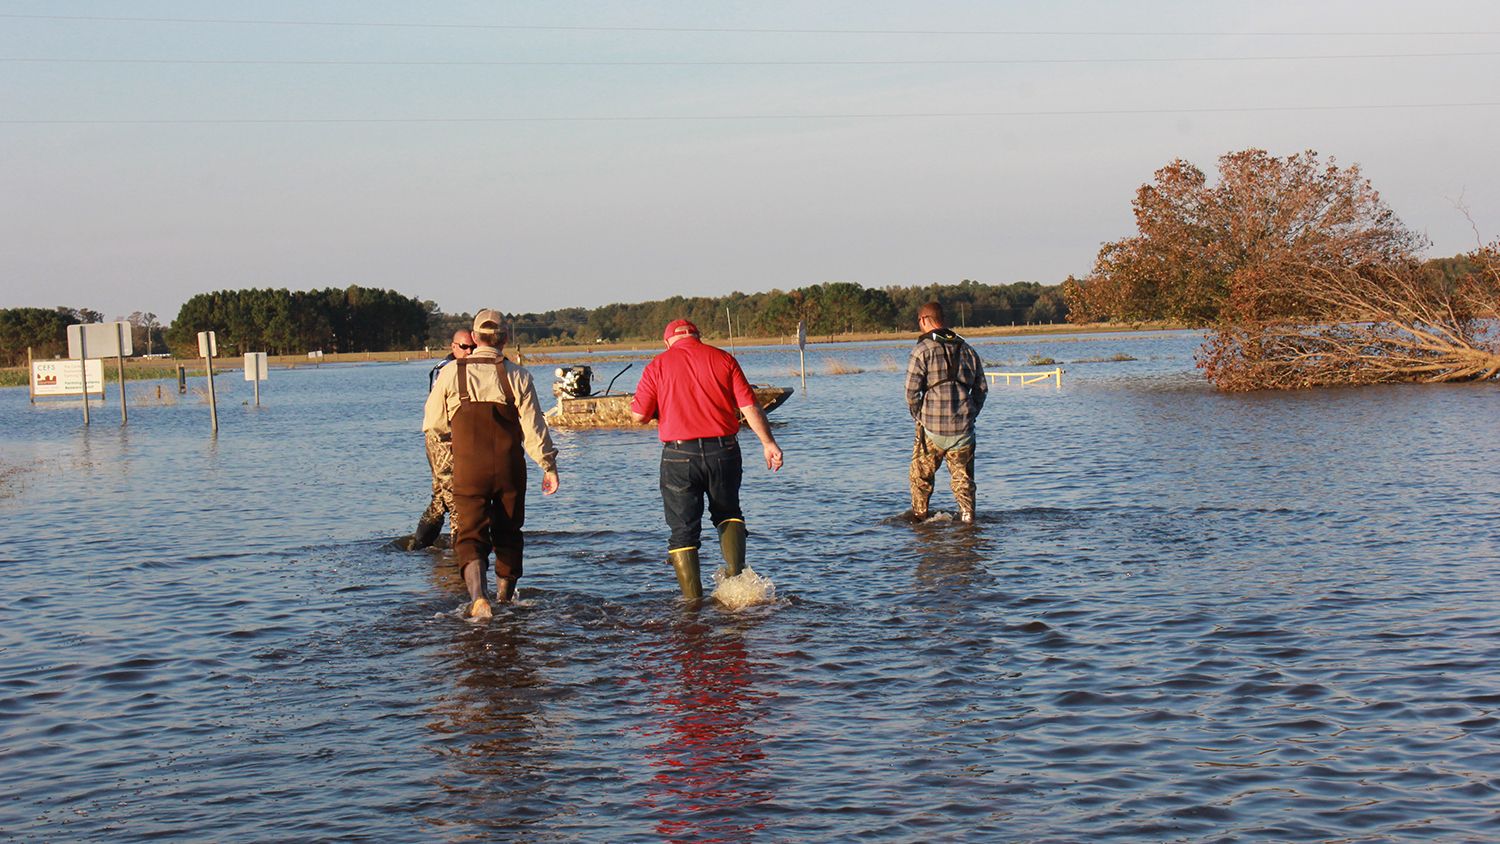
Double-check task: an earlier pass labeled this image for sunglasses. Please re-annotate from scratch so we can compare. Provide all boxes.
[454,343,477,351]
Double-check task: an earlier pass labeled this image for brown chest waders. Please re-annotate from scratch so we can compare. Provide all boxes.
[450,359,528,591]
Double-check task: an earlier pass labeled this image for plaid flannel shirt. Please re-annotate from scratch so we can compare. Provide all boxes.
[905,329,987,436]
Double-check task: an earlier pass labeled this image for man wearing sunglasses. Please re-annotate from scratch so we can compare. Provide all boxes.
[407,329,476,550]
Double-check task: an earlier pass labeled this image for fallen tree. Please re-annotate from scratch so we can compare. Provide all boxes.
[1064,148,1423,325]
[1200,243,1500,390]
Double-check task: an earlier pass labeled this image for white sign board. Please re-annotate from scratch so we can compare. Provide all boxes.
[307,350,324,360]
[244,352,269,381]
[67,322,133,359]
[32,359,105,396]
[197,331,218,358]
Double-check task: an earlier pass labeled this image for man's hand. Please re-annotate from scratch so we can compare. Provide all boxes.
[763,442,783,472]
[542,470,560,495]
[740,401,784,472]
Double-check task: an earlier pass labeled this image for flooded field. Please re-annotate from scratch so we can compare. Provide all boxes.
[2,330,1499,841]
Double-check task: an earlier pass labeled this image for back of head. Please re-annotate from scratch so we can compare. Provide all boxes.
[662,318,700,347]
[472,308,505,347]
[918,301,947,329]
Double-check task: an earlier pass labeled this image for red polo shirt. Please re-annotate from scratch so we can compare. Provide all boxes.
[631,337,756,441]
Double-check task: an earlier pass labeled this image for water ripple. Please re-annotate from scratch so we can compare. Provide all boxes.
[1,340,1498,840]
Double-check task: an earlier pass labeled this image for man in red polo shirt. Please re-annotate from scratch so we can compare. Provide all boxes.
[631,319,784,600]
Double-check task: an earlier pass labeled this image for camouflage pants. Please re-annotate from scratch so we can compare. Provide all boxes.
[421,430,457,528]
[909,427,975,517]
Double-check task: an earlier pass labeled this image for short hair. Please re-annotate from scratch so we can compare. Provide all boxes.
[918,301,945,325]
[475,328,503,346]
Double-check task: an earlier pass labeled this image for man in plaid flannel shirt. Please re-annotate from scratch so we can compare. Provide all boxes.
[904,301,988,523]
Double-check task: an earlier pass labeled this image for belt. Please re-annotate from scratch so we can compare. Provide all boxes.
[664,434,739,447]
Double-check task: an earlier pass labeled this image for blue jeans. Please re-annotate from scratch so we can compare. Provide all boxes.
[659,435,744,550]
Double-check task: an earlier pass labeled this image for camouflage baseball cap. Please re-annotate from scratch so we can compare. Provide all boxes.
[472,309,503,333]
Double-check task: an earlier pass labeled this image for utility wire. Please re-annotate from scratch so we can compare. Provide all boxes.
[4,50,1498,66]
[2,12,1498,36]
[4,101,1498,126]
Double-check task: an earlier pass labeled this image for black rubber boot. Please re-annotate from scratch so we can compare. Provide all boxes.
[668,548,702,600]
[406,515,442,550]
[717,520,746,578]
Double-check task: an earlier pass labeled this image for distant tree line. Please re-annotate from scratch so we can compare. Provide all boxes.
[500,279,1069,346]
[0,307,102,366]
[3,279,1065,367]
[165,286,430,356]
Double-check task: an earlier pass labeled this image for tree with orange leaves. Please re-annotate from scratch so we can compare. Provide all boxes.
[1067,148,1500,389]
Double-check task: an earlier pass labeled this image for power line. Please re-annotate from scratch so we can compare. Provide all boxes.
[2,12,1498,37]
[4,50,1498,67]
[4,101,1498,126]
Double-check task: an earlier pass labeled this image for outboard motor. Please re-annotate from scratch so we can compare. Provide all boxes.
[553,366,593,398]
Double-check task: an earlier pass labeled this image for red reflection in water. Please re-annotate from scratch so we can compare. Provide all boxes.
[635,620,774,843]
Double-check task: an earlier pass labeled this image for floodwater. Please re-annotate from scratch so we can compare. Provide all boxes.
[2,331,1499,842]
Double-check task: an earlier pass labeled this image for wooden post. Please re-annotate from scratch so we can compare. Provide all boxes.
[115,322,127,425]
[27,346,34,404]
[177,364,187,394]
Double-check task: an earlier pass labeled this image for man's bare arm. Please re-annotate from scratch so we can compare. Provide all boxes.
[739,402,784,472]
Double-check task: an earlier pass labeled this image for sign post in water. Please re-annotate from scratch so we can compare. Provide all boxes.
[67,321,133,426]
[198,331,218,432]
[796,319,807,395]
[244,352,268,406]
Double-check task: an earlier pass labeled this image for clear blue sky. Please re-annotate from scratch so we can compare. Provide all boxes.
[2,1,1497,322]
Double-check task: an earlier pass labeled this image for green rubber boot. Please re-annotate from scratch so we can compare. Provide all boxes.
[668,548,702,600]
[717,520,746,578]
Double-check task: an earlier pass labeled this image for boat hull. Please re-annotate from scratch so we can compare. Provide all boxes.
[546,385,793,430]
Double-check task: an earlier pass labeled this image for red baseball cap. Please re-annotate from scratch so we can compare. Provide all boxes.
[663,319,699,342]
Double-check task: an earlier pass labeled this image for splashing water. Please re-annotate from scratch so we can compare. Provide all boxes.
[711,565,777,610]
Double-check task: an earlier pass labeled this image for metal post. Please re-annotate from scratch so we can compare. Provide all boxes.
[205,348,218,432]
[253,372,260,407]
[177,364,187,394]
[726,306,734,354]
[27,346,34,404]
[796,319,807,397]
[79,330,90,426]
[116,322,127,425]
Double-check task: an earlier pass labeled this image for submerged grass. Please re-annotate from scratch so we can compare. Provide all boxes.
[822,358,865,375]
[0,362,216,389]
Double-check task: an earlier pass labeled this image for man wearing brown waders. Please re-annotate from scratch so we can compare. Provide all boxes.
[423,310,559,619]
